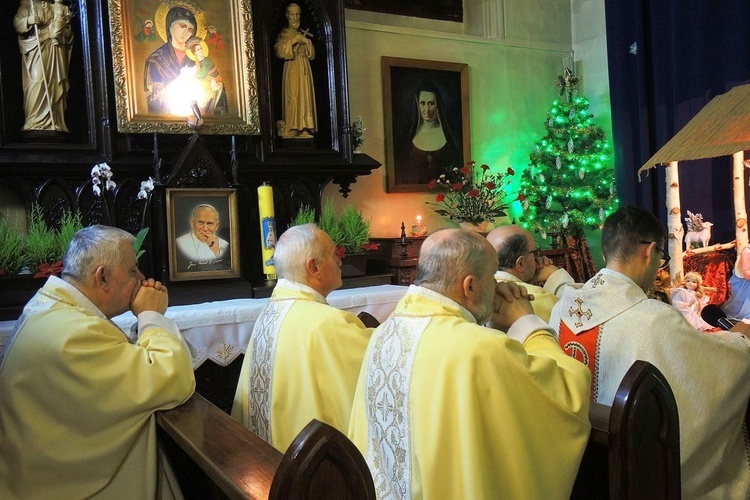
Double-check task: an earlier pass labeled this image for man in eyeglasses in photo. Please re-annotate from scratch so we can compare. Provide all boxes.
[486,224,577,322]
[550,205,750,499]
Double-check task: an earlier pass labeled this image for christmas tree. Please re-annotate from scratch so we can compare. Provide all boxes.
[519,69,618,238]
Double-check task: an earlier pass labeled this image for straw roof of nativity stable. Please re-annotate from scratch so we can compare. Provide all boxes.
[638,84,750,174]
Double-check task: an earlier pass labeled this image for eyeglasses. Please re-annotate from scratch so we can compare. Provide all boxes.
[639,240,671,269]
[527,248,541,258]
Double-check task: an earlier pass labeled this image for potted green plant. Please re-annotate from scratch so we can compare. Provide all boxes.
[0,218,30,277]
[27,205,83,278]
[290,200,375,277]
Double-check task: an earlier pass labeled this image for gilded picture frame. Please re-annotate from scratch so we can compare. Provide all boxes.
[108,0,260,135]
[382,57,470,193]
[166,188,241,281]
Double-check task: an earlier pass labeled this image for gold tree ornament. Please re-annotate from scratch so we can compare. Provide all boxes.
[555,67,582,100]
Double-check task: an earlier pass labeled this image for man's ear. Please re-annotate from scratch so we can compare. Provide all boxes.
[462,274,479,302]
[514,255,526,274]
[93,265,108,290]
[643,241,656,263]
[305,257,318,277]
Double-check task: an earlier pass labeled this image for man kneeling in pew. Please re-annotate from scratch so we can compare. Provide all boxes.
[552,206,750,498]
[348,229,592,499]
[232,223,373,452]
[0,226,195,499]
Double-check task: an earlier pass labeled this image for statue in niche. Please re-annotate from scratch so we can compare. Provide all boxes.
[14,0,74,134]
[274,3,317,139]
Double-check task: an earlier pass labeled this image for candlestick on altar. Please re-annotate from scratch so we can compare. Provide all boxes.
[400,222,411,259]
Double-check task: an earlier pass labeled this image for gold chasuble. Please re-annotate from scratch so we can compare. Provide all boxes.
[232,279,372,452]
[0,276,195,499]
[494,268,575,322]
[551,268,750,498]
[348,285,591,500]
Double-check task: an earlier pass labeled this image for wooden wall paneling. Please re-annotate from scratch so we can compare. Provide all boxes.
[0,0,109,161]
[0,0,382,319]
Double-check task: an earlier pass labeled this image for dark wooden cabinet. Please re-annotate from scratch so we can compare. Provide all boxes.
[0,0,380,319]
[367,236,426,285]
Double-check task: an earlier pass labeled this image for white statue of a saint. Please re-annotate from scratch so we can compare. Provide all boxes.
[14,0,74,133]
[274,3,317,139]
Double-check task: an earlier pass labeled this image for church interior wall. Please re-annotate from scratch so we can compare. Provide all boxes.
[0,0,613,313]
[330,0,611,260]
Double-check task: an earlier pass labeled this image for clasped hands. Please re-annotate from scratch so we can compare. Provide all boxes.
[132,278,169,316]
[490,281,535,331]
[532,255,560,287]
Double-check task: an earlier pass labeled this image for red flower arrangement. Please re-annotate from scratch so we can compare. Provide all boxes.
[427,161,521,225]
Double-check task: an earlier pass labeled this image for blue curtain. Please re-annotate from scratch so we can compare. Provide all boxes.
[605,0,750,243]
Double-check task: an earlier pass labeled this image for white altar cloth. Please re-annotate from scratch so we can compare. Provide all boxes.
[0,285,406,368]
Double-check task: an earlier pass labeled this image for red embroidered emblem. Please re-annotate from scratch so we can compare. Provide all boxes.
[559,321,601,400]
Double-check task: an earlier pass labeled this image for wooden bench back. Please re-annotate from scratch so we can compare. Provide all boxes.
[269,419,376,499]
[572,360,681,499]
[157,393,375,499]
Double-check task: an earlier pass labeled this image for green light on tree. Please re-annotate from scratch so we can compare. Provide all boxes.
[519,69,618,237]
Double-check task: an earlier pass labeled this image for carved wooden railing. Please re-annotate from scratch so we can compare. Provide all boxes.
[156,393,375,499]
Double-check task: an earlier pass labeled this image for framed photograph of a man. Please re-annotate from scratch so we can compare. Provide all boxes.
[166,188,240,281]
[382,57,470,193]
[108,0,260,135]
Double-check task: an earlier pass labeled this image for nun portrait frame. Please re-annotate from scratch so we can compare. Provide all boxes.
[166,188,241,281]
[108,0,260,135]
[381,56,471,193]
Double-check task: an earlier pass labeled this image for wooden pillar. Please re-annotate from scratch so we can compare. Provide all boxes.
[666,161,684,283]
[733,151,748,251]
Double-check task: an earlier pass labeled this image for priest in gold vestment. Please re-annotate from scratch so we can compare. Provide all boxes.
[487,225,576,322]
[348,229,591,500]
[232,224,372,452]
[0,226,195,499]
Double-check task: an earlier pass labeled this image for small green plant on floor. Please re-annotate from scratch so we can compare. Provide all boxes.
[0,218,31,276]
[0,205,84,277]
[339,205,371,255]
[290,200,373,255]
[318,199,346,250]
[25,204,59,268]
[56,209,83,261]
[290,204,316,226]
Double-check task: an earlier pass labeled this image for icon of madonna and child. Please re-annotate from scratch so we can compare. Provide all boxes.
[142,1,228,117]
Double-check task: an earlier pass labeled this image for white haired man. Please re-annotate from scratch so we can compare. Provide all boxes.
[0,225,195,499]
[486,224,576,322]
[348,229,591,499]
[231,223,372,452]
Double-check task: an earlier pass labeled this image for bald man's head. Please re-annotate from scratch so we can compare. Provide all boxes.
[415,229,497,293]
[415,229,499,323]
[486,225,537,281]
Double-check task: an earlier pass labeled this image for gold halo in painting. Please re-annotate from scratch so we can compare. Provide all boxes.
[185,40,210,61]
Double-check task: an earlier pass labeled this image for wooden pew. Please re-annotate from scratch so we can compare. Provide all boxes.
[157,393,375,499]
[571,360,681,499]
[357,310,381,328]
